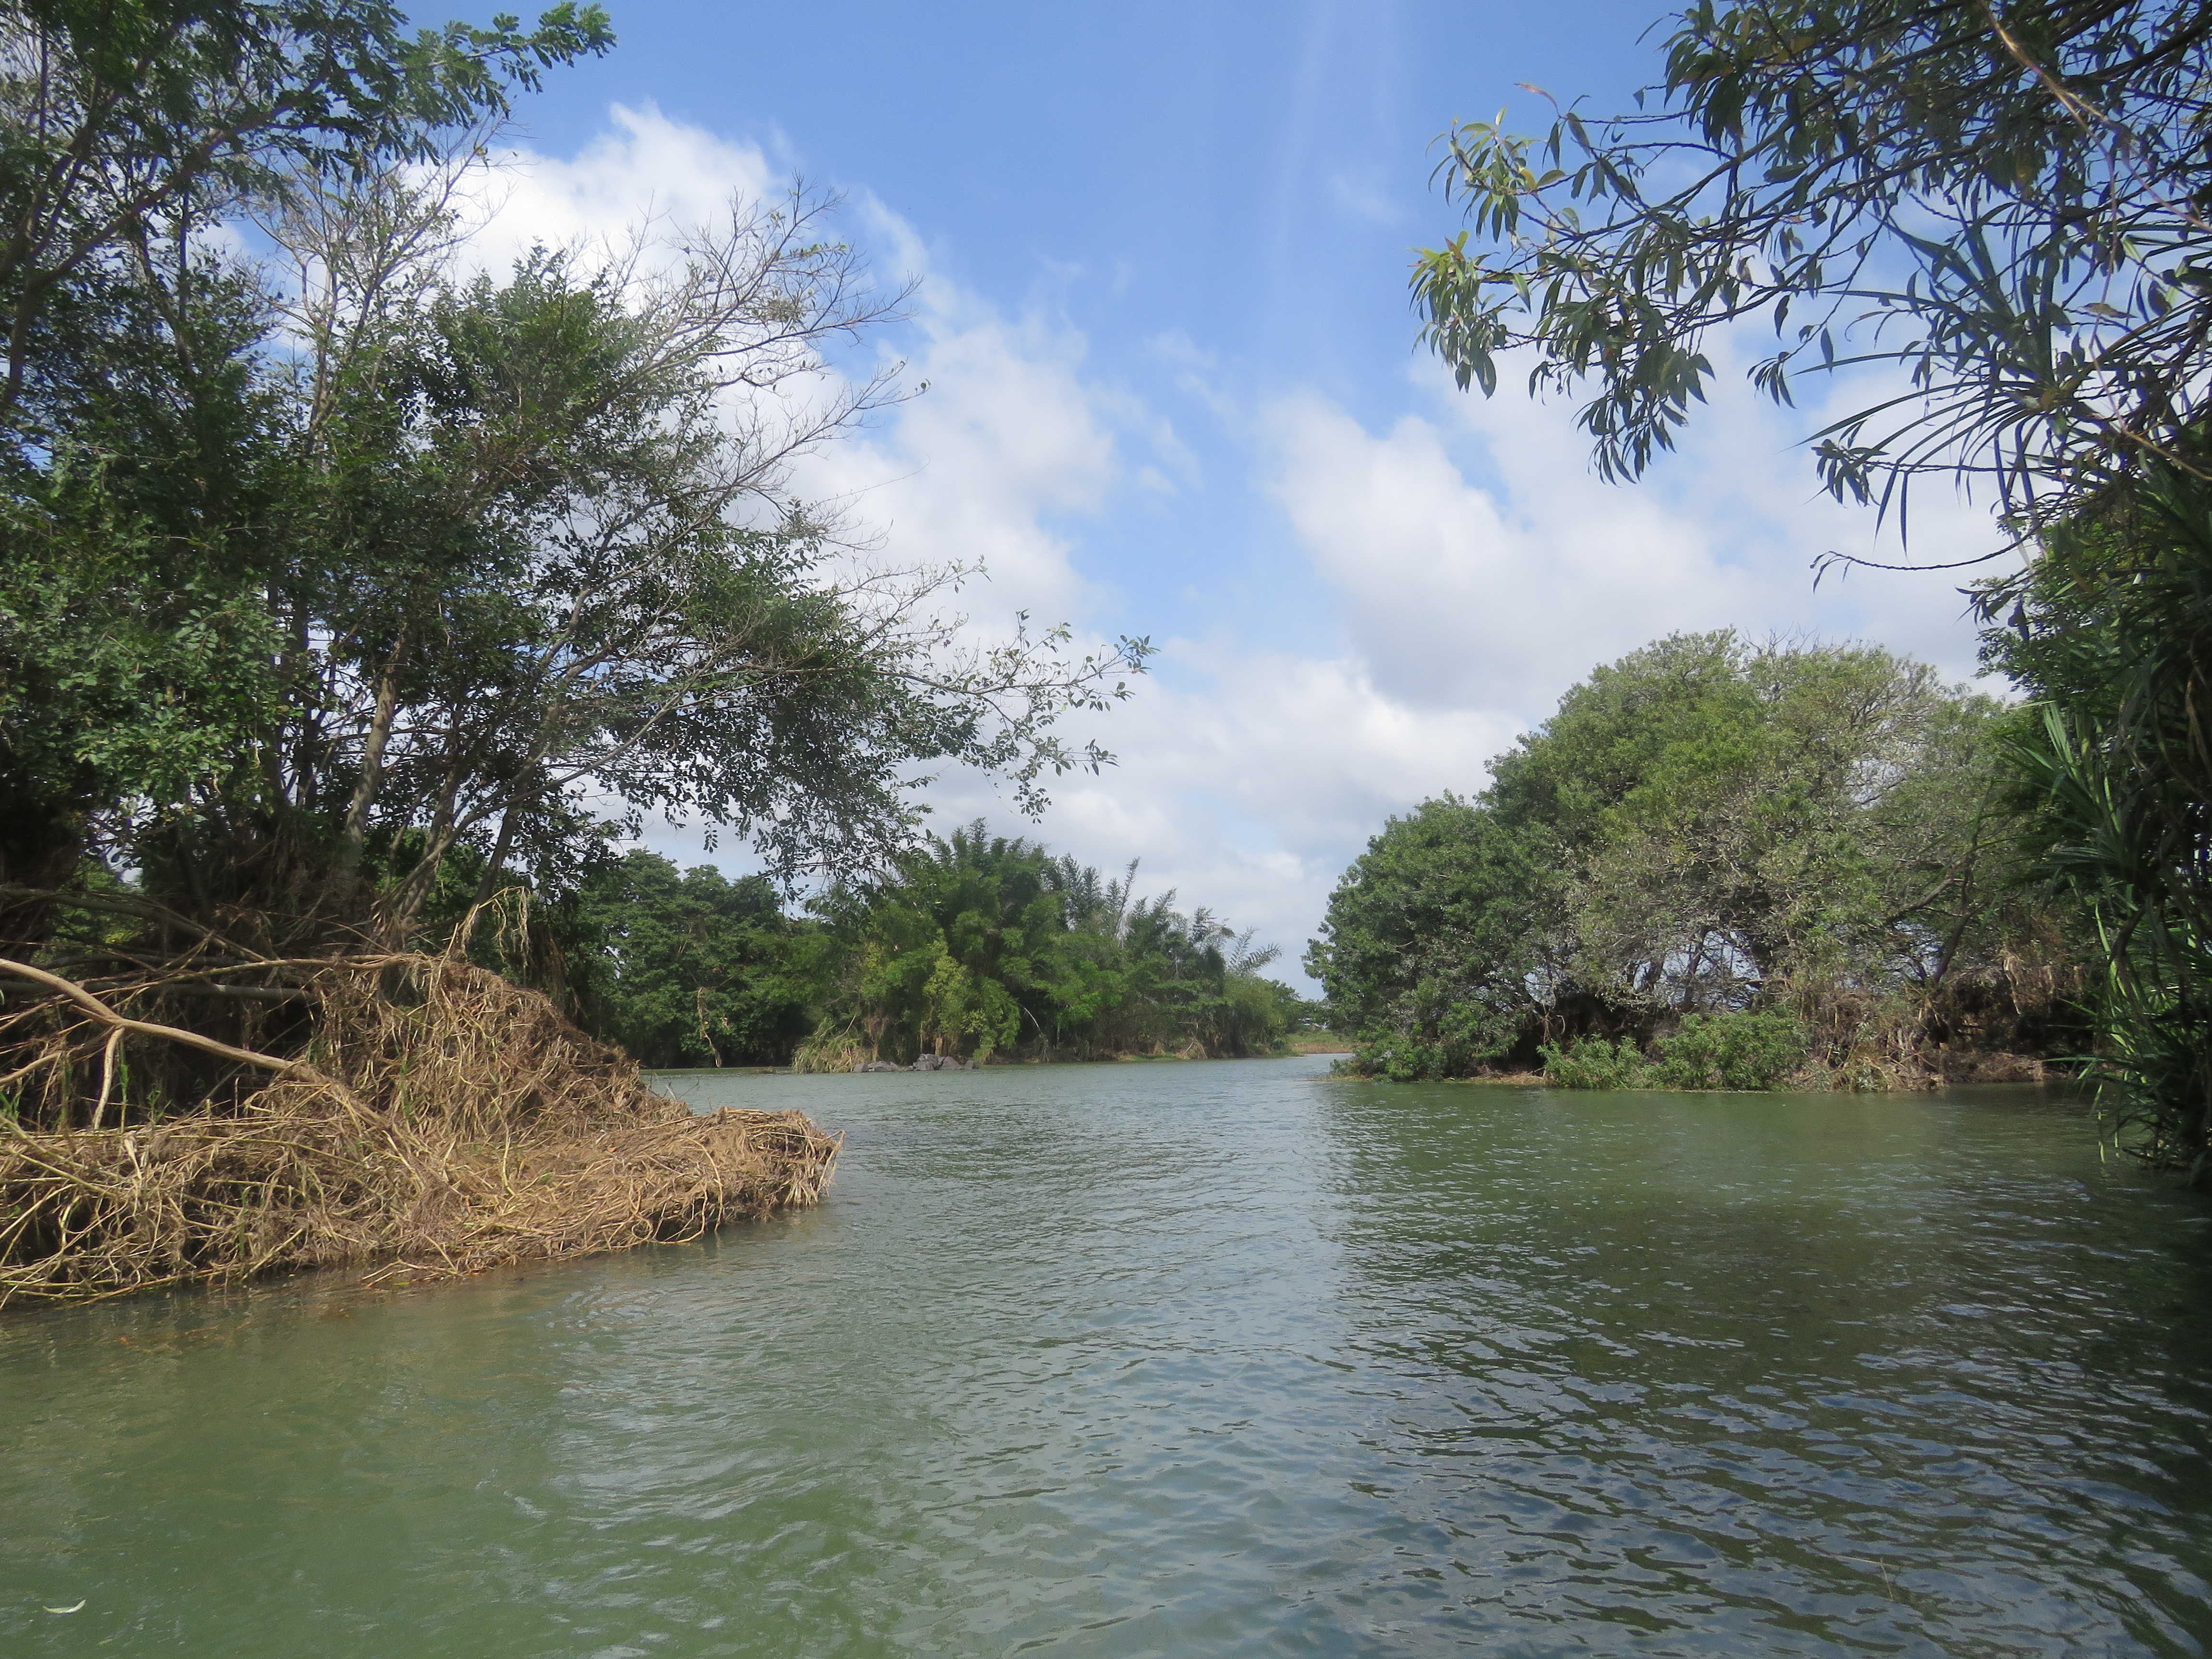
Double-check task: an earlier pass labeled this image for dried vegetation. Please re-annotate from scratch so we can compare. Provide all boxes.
[0,951,838,1308]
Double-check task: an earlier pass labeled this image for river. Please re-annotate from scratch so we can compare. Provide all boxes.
[3,1058,2210,1655]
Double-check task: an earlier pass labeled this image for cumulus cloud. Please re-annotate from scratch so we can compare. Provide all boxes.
[1265,359,2003,731]
[791,300,1120,632]
[1423,346,2007,686]
[464,103,780,274]
[1264,392,1733,710]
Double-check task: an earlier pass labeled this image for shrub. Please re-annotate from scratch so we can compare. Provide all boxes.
[1352,1039,1451,1081]
[1653,1011,1806,1091]
[1539,1035,1650,1090]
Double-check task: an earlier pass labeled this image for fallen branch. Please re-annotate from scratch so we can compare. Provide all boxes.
[0,956,367,1112]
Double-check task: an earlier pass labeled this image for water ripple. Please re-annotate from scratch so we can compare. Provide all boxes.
[0,1062,2207,1656]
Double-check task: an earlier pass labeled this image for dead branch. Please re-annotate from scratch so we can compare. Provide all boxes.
[0,956,367,1112]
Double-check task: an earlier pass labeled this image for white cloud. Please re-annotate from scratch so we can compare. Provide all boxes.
[1260,354,2004,738]
[792,301,1119,631]
[465,103,779,275]
[1264,392,1733,710]
[1423,346,2007,687]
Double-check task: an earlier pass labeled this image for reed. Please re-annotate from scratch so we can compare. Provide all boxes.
[0,955,839,1307]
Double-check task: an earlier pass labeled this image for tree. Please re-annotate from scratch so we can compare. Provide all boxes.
[1305,797,1563,1080]
[816,824,1065,1063]
[801,825,1294,1065]
[1312,633,2061,1081]
[1981,469,2212,1175]
[0,3,1155,1149]
[0,0,611,930]
[0,0,613,427]
[1410,0,2212,1137]
[572,852,818,1069]
[1414,0,2212,540]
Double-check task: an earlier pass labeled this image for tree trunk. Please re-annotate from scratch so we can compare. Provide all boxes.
[468,796,525,915]
[337,626,410,879]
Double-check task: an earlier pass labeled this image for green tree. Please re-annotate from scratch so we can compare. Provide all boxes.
[572,852,817,1069]
[0,0,611,928]
[1314,634,2059,1082]
[0,0,613,426]
[1981,469,2212,1175]
[814,825,1066,1063]
[0,4,1156,1140]
[0,10,1150,970]
[805,826,1294,1065]
[1305,796,1562,1080]
[1410,0,2198,1136]
[1414,0,2212,532]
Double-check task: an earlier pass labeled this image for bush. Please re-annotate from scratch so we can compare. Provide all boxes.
[1351,1039,1449,1081]
[1652,1011,1806,1091]
[1539,1035,1650,1090]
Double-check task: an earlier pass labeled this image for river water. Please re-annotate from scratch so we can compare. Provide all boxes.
[3,1058,2210,1656]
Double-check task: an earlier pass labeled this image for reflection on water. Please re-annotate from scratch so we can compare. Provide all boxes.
[1,1061,2208,1656]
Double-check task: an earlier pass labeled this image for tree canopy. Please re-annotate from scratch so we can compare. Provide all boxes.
[799,823,1300,1067]
[571,852,819,1070]
[1413,0,2212,1167]
[1414,0,2212,539]
[1309,633,2065,1083]
[1980,471,2212,1171]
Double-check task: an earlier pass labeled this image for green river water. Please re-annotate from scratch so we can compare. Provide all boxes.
[3,1058,2210,1656]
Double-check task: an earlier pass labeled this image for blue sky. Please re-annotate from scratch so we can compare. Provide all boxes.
[477,1,2008,983]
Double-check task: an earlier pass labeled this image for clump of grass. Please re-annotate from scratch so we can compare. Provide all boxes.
[1539,1011,1810,1092]
[0,955,839,1307]
[790,1031,867,1074]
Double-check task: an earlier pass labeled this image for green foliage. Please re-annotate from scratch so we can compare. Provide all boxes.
[0,0,1150,962]
[809,822,1295,1064]
[1408,2,2206,1133]
[1540,1012,1807,1091]
[1979,469,2212,1178]
[1651,1012,1807,1092]
[1317,633,2064,1083]
[1414,0,2212,531]
[1309,795,1563,1079]
[1539,1036,1649,1091]
[0,0,614,431]
[570,852,818,1069]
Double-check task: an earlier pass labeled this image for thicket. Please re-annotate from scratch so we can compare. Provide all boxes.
[1310,634,2080,1089]
[569,854,820,1069]
[1977,470,2212,1178]
[1540,1011,1807,1092]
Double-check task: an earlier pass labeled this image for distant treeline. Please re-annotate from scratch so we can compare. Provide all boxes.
[1307,632,2083,1091]
[563,824,1313,1069]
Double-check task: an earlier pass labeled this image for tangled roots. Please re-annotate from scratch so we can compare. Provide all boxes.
[0,956,837,1307]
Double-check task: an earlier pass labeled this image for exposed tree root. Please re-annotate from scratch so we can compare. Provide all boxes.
[0,955,838,1307]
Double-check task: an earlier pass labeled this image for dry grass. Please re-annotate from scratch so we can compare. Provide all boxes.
[0,955,838,1307]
